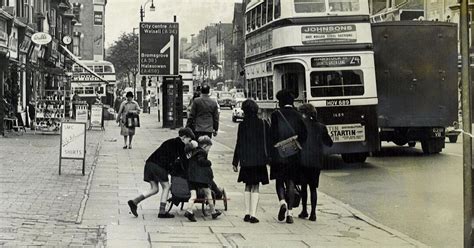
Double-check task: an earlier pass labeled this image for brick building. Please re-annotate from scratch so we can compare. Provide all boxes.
[70,0,106,60]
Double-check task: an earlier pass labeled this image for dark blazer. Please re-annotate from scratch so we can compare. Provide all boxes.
[187,94,219,133]
[146,137,185,170]
[300,118,333,168]
[187,147,214,185]
[232,116,270,167]
[270,106,307,162]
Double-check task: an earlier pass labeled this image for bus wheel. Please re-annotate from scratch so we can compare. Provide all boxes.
[408,141,416,147]
[341,153,368,163]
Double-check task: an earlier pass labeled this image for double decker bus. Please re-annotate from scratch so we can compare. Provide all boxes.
[244,0,378,163]
[71,60,117,106]
[179,59,194,115]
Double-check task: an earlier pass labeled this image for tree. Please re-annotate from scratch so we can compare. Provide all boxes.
[106,32,139,88]
[191,51,219,82]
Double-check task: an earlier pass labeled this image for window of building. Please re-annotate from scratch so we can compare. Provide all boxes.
[95,86,104,94]
[267,0,273,22]
[295,0,325,13]
[328,0,360,12]
[72,35,80,56]
[73,65,83,73]
[72,3,81,24]
[251,8,256,30]
[262,77,268,99]
[310,70,364,97]
[183,85,190,94]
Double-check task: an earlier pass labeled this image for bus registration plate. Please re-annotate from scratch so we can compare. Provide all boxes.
[327,124,365,143]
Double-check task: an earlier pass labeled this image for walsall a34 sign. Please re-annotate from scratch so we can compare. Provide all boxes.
[139,22,179,76]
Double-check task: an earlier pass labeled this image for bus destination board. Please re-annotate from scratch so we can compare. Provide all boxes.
[312,56,361,67]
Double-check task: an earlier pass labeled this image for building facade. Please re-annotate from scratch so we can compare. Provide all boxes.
[70,0,106,60]
[0,0,75,134]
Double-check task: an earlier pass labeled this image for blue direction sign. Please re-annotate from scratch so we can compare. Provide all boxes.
[139,22,179,75]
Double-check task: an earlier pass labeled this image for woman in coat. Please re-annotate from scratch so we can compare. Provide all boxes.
[269,90,307,224]
[232,99,270,223]
[116,91,141,149]
[298,104,333,221]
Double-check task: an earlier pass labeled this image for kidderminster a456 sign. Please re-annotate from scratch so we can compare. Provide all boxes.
[139,22,179,75]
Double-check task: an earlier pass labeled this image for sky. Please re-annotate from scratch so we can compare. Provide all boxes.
[105,0,242,48]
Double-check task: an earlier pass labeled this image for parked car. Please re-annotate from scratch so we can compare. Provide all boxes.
[232,101,244,122]
[217,92,236,109]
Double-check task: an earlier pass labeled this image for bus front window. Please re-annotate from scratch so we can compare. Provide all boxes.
[328,0,360,12]
[310,70,364,97]
[294,0,325,13]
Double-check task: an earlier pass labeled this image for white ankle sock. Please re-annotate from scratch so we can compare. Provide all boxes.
[279,200,286,206]
[250,192,259,217]
[287,209,293,216]
[244,191,251,215]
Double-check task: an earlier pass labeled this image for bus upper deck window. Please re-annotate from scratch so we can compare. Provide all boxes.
[104,66,113,72]
[256,5,262,28]
[267,0,273,21]
[328,0,360,12]
[94,66,104,73]
[294,0,325,13]
[96,87,104,94]
[274,0,281,19]
[73,66,83,73]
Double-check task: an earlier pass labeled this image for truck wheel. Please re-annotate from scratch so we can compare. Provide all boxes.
[448,135,458,143]
[341,153,368,163]
[408,141,416,147]
[421,138,444,154]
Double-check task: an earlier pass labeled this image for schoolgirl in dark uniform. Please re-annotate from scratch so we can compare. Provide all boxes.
[232,99,269,223]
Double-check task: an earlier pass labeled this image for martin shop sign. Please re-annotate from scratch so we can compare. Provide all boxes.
[301,24,357,45]
[139,22,179,76]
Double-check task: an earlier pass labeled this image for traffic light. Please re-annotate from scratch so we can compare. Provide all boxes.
[141,76,146,88]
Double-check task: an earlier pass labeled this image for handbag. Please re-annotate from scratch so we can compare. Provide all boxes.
[285,185,301,208]
[125,112,140,128]
[274,110,302,158]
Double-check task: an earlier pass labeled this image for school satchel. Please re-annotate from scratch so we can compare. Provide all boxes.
[274,110,302,158]
[125,112,140,128]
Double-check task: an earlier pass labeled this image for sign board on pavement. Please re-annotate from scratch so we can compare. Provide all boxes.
[59,122,86,175]
[139,22,179,76]
[90,104,104,129]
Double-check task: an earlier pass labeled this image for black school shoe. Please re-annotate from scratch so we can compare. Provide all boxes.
[184,211,197,222]
[243,214,251,222]
[286,215,294,224]
[278,204,287,221]
[211,210,222,219]
[127,200,138,217]
[249,217,259,223]
[158,212,175,218]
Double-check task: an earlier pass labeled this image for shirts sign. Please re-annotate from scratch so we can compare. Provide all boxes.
[59,122,87,175]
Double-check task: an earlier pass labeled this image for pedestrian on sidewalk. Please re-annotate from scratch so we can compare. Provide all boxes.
[184,136,222,222]
[232,99,270,224]
[297,103,333,222]
[186,84,219,139]
[269,90,307,224]
[127,128,195,218]
[116,91,140,149]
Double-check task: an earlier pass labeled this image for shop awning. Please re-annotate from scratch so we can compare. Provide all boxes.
[60,45,109,84]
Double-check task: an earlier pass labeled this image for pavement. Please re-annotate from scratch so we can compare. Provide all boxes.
[0,109,428,247]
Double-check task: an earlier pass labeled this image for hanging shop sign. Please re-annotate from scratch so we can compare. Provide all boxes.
[19,35,32,54]
[9,27,18,60]
[31,32,52,45]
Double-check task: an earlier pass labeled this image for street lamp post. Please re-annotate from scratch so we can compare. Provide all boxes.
[140,0,156,22]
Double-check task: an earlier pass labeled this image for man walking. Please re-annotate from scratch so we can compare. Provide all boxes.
[186,84,219,139]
